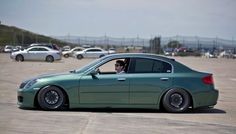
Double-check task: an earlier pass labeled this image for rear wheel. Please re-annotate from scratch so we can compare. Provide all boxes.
[77,54,83,60]
[162,88,190,113]
[46,55,54,62]
[37,86,65,110]
[63,54,69,58]
[16,55,24,62]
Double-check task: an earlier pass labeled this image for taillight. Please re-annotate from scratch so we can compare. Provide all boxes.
[202,75,214,85]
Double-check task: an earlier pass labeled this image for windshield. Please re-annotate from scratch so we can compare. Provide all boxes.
[74,58,102,73]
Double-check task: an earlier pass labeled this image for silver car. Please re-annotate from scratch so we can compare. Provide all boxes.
[74,48,109,59]
[62,47,84,58]
[10,46,61,62]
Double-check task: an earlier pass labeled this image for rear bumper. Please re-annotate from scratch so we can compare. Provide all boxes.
[193,89,219,108]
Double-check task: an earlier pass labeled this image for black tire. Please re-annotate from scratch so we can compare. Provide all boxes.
[77,54,83,60]
[99,55,105,58]
[162,88,190,113]
[37,86,65,110]
[64,54,69,58]
[46,55,54,62]
[15,54,24,62]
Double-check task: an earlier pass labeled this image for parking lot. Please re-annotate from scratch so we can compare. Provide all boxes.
[0,53,236,134]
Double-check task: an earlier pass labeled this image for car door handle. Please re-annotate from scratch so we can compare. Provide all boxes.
[117,78,126,81]
[160,78,169,81]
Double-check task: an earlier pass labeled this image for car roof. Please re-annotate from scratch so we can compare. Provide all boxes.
[72,47,84,50]
[27,46,52,50]
[84,47,103,50]
[103,53,175,62]
[101,53,193,73]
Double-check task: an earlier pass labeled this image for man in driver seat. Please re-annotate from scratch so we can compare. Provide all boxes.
[115,60,125,74]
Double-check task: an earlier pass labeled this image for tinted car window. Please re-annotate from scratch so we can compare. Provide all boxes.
[38,48,48,51]
[86,49,101,52]
[153,60,172,73]
[28,48,39,51]
[134,58,153,73]
[74,48,82,51]
[130,58,172,73]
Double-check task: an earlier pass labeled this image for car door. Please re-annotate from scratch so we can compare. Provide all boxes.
[36,48,49,60]
[26,48,39,60]
[128,58,173,104]
[79,73,129,105]
[79,59,130,105]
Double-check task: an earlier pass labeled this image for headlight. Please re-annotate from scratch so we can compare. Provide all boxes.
[24,79,38,89]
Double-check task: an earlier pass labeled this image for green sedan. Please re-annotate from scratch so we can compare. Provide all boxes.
[17,53,218,112]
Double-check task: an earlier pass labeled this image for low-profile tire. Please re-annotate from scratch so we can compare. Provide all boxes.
[15,54,24,62]
[46,55,54,62]
[77,54,83,60]
[63,54,69,58]
[162,88,190,113]
[37,86,65,110]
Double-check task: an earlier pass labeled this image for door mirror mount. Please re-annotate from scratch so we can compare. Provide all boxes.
[90,69,99,79]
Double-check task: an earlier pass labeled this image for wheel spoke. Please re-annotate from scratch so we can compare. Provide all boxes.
[170,93,183,108]
[44,90,59,105]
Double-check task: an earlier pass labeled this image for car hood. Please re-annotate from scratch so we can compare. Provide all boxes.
[24,71,83,83]
[12,49,27,54]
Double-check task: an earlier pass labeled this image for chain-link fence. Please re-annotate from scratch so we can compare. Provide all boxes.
[56,35,236,50]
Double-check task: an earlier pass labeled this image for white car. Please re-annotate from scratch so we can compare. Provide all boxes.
[10,46,61,62]
[62,47,84,58]
[108,48,116,54]
[74,48,110,59]
[4,45,13,53]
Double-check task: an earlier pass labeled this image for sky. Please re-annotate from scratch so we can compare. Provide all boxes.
[0,0,236,39]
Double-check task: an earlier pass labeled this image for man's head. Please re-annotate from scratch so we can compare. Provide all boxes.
[115,60,125,73]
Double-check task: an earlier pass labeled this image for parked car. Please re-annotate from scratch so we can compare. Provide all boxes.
[17,53,218,112]
[12,45,22,52]
[10,46,61,62]
[163,48,174,56]
[108,48,116,54]
[74,48,110,59]
[30,43,61,51]
[4,45,13,53]
[204,51,217,58]
[62,46,71,51]
[62,47,84,58]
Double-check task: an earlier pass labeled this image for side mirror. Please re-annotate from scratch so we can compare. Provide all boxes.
[90,68,100,79]
[90,69,98,76]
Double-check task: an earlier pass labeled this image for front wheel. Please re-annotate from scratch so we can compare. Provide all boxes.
[46,55,54,62]
[63,54,69,58]
[162,88,190,113]
[16,55,24,62]
[37,86,65,110]
[77,54,83,60]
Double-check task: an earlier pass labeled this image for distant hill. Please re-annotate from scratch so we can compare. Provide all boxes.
[0,24,71,47]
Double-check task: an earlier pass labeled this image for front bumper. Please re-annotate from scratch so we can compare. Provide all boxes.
[17,89,37,108]
[10,54,15,60]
